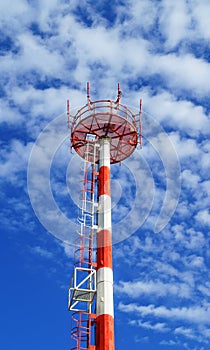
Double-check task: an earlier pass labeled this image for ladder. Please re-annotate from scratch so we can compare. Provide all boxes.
[68,141,99,350]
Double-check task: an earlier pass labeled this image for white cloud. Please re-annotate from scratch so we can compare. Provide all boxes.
[142,90,210,137]
[129,0,158,31]
[169,133,200,160]
[31,245,53,259]
[198,282,210,297]
[195,209,210,227]
[116,279,191,298]
[155,53,210,96]
[191,0,210,40]
[182,170,200,189]
[0,0,31,31]
[60,241,74,259]
[0,140,33,181]
[175,326,194,338]
[130,319,169,332]
[159,0,191,49]
[160,339,177,346]
[119,302,210,325]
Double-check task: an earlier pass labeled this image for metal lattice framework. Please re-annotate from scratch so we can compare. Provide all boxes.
[68,83,142,164]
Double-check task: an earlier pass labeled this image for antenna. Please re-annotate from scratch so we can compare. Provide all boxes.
[87,81,91,107]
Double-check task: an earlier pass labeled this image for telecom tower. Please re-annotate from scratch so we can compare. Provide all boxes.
[67,83,142,350]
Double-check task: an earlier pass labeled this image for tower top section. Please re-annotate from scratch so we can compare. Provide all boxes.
[67,83,142,164]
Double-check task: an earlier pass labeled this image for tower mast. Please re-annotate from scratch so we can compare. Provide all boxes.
[68,83,142,350]
[96,137,114,349]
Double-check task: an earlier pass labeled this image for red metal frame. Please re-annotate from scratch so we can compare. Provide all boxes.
[70,146,98,350]
[71,312,96,350]
[69,84,141,164]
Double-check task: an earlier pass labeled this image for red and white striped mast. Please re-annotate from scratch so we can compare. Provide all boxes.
[68,83,142,350]
[96,137,114,349]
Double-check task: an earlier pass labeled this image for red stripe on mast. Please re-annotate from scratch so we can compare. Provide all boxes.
[96,314,114,350]
[97,229,112,270]
[98,166,111,196]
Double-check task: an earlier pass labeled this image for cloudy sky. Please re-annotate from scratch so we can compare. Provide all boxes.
[1,0,210,349]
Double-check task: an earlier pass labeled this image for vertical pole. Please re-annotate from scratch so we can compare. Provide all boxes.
[96,137,115,350]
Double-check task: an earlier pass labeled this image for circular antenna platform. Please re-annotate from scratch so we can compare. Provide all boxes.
[71,100,138,164]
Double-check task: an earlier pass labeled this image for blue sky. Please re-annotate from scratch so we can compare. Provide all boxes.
[0,0,210,349]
